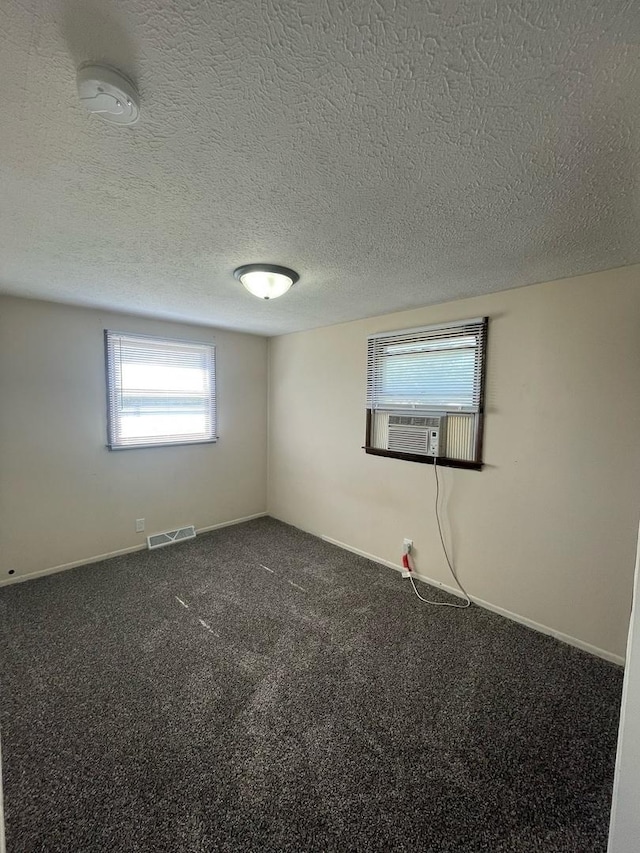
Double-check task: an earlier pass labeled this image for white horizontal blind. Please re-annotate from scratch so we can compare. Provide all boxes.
[367,318,487,412]
[106,331,216,449]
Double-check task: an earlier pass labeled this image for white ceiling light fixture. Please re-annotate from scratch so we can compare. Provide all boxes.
[77,64,140,125]
[234,264,300,300]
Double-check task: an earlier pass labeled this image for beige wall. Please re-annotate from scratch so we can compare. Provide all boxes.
[3,267,639,658]
[0,296,268,579]
[268,265,640,660]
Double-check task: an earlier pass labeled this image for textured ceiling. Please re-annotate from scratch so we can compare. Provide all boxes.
[1,0,639,336]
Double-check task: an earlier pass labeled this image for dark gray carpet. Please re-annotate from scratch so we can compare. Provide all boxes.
[0,517,622,852]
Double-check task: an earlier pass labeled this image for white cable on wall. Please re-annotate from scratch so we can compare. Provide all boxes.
[407,457,471,609]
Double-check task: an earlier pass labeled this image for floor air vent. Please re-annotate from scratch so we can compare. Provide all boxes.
[147,526,196,550]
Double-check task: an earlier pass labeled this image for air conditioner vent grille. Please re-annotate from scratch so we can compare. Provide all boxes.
[388,415,441,428]
[387,428,429,454]
[374,411,446,456]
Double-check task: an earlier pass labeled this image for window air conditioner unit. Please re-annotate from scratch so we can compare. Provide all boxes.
[386,413,446,457]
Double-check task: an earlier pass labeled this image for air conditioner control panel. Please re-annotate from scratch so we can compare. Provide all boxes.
[427,428,441,456]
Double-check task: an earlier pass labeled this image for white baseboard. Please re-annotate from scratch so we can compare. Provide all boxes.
[321,534,625,667]
[0,512,268,588]
[0,543,148,587]
[197,512,267,534]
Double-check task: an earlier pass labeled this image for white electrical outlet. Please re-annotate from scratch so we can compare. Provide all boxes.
[403,538,413,552]
[136,518,145,533]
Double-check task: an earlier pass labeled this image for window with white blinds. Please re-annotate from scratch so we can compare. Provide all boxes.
[365,317,487,466]
[105,331,216,449]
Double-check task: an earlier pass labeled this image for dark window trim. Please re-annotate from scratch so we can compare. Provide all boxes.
[364,316,488,469]
[363,446,482,471]
[473,316,489,464]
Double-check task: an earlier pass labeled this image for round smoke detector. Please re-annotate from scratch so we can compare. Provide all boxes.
[77,64,140,125]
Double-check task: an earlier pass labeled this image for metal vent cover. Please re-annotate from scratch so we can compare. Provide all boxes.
[147,525,196,550]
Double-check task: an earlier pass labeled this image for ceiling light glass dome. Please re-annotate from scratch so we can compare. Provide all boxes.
[234,264,299,300]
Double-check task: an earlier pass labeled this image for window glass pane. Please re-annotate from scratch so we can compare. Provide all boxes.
[122,364,207,392]
[106,331,216,449]
[381,347,476,408]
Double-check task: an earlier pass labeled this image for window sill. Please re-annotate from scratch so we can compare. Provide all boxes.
[363,447,482,471]
[107,438,218,451]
